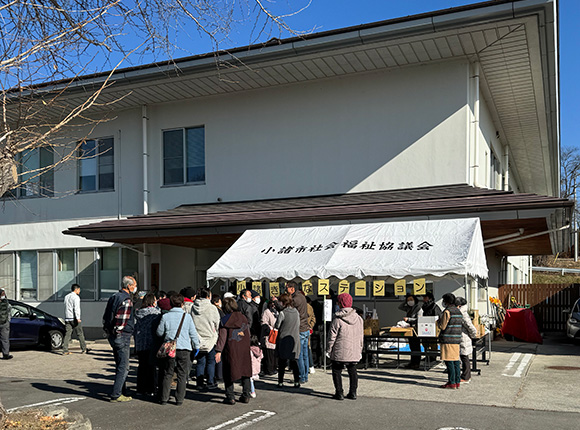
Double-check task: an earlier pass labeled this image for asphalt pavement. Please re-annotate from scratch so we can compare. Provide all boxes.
[1,333,579,430]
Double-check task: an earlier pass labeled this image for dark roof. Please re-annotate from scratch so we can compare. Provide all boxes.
[65,184,572,238]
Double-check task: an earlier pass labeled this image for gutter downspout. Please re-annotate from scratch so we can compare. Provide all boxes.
[142,105,150,291]
[503,145,509,191]
[472,62,480,187]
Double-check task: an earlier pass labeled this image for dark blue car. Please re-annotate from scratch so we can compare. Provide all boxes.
[9,299,65,350]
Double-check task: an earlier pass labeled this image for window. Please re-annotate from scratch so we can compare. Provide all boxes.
[163,126,205,185]
[17,247,139,302]
[17,147,54,198]
[490,152,501,190]
[78,137,114,192]
[0,253,15,299]
[57,249,75,299]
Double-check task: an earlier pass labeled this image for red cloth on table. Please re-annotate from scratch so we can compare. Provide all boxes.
[501,308,543,344]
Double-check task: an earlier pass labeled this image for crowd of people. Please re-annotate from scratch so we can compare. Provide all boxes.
[102,276,365,405]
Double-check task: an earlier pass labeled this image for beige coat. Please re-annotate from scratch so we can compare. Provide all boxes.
[326,308,364,363]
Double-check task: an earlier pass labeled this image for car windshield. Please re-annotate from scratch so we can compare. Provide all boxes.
[10,303,47,319]
[10,304,30,318]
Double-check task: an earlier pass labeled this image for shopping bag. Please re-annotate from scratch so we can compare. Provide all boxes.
[157,340,176,358]
[268,328,279,344]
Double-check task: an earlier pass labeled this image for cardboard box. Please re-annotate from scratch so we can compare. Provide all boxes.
[417,316,439,337]
[388,327,416,337]
[364,318,380,335]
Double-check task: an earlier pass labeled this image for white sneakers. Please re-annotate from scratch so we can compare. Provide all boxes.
[309,367,316,374]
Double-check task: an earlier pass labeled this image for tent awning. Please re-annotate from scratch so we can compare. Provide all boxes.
[207,218,488,281]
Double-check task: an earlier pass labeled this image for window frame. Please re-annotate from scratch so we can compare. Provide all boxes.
[16,247,139,302]
[77,136,115,193]
[162,126,206,187]
[7,147,55,199]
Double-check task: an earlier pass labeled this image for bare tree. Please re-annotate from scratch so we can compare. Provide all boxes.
[0,0,311,196]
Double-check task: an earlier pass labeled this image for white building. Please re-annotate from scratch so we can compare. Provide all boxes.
[0,0,571,335]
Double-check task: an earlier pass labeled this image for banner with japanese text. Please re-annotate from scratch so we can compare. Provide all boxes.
[207,219,488,281]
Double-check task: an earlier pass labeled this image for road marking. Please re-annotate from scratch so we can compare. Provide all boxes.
[206,410,276,430]
[502,353,533,377]
[7,397,86,413]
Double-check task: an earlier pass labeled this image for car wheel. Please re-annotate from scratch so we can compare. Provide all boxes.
[48,330,64,350]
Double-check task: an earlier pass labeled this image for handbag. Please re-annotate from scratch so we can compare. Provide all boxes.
[157,313,187,359]
[268,328,279,344]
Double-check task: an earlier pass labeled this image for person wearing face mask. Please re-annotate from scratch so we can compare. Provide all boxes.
[398,293,422,369]
[237,289,255,332]
[248,290,262,337]
[455,297,478,383]
[102,276,138,402]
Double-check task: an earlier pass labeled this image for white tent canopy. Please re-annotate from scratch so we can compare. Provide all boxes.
[207,218,488,281]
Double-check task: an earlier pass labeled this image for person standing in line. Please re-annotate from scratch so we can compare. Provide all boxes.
[455,297,478,384]
[156,294,201,406]
[237,289,254,330]
[438,293,463,389]
[62,284,90,355]
[249,335,263,398]
[192,287,220,390]
[260,299,278,376]
[274,293,301,388]
[215,297,253,405]
[102,276,138,402]
[249,290,262,336]
[306,295,316,374]
[134,292,162,398]
[285,281,310,384]
[0,289,13,360]
[326,293,364,401]
[211,294,225,382]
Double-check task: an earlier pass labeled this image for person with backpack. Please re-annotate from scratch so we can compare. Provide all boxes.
[102,276,138,402]
[0,289,12,360]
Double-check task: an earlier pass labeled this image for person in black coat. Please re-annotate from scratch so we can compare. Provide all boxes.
[398,293,422,369]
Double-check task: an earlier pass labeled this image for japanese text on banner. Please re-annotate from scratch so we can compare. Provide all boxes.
[303,280,314,296]
[269,282,280,297]
[317,279,329,296]
[252,281,262,296]
[394,279,406,296]
[413,278,426,295]
[355,280,366,296]
[338,280,350,294]
[373,280,385,297]
[236,280,246,294]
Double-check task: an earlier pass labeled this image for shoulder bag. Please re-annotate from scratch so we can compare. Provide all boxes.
[157,313,187,358]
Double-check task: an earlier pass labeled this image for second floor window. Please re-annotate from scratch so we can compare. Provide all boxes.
[18,147,54,198]
[163,126,205,185]
[78,137,114,192]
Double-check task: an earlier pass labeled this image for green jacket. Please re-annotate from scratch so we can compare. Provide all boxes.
[0,298,11,325]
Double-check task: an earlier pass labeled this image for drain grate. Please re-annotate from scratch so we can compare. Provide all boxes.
[546,366,580,371]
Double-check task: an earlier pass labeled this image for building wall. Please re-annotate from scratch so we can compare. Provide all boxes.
[147,60,470,211]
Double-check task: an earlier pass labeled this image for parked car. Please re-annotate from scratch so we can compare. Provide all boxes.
[9,299,65,350]
[565,298,580,341]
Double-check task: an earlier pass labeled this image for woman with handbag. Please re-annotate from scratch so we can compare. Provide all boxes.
[260,299,278,376]
[215,297,253,405]
[156,294,201,405]
[274,293,301,388]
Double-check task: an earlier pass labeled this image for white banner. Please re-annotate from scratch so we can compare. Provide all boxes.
[207,218,488,281]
